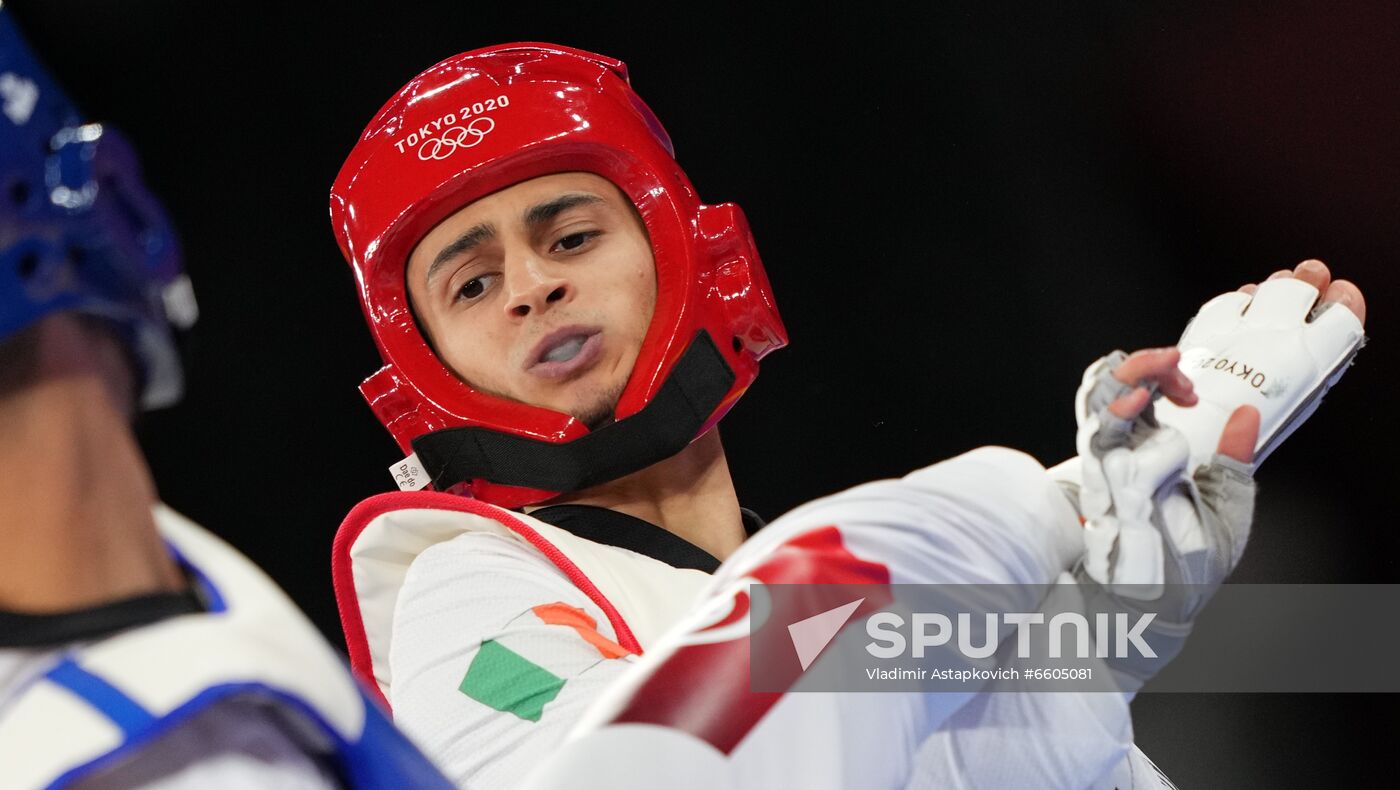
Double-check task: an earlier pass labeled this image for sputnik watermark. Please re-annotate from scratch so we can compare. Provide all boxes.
[750,583,1179,693]
[864,611,1156,660]
[752,583,1400,693]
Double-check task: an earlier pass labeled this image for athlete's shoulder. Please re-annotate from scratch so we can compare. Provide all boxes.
[335,491,592,700]
[0,506,451,790]
[396,531,591,638]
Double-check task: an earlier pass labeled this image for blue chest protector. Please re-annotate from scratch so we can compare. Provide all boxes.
[0,506,452,790]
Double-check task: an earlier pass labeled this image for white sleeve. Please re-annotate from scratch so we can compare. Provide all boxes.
[522,447,1104,790]
[910,697,1175,790]
[907,672,1134,789]
[389,530,641,789]
[718,445,1085,589]
[736,448,1120,786]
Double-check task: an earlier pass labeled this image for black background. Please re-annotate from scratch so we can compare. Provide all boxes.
[8,1,1397,785]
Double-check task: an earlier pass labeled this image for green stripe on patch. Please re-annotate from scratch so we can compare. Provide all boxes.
[459,639,565,722]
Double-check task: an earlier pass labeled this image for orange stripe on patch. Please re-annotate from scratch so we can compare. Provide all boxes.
[532,602,632,659]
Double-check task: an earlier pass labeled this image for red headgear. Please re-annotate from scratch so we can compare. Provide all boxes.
[330,44,786,507]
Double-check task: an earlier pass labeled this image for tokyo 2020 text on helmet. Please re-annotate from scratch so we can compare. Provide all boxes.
[0,10,195,410]
[331,43,786,508]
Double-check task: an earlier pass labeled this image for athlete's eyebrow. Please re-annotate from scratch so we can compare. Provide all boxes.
[523,193,603,229]
[426,222,496,287]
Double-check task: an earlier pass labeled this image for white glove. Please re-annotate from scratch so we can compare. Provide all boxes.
[1155,278,1365,469]
[1073,352,1257,689]
[1074,352,1255,613]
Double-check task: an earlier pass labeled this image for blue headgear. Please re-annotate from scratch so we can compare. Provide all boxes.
[0,10,195,409]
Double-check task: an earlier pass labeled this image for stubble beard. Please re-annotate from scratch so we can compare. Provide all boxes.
[575,379,627,431]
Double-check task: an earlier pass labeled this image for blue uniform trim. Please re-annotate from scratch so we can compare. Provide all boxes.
[163,539,229,613]
[44,680,453,790]
[342,693,457,790]
[45,659,157,738]
[32,540,448,787]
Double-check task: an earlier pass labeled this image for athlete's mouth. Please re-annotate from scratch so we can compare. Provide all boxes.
[544,336,587,363]
[527,326,603,379]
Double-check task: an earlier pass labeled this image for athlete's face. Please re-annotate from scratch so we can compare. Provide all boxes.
[407,172,657,428]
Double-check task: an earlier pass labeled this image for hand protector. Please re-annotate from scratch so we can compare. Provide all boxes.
[1154,278,1365,470]
[1074,352,1256,619]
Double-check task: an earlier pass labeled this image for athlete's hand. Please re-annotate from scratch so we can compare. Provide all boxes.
[1075,347,1258,604]
[1072,349,1260,692]
[1155,259,1366,469]
[1238,259,1366,325]
[1105,346,1259,463]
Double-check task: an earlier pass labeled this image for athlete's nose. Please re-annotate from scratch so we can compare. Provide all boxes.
[503,257,571,318]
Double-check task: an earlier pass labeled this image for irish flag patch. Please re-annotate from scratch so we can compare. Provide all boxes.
[459,602,632,722]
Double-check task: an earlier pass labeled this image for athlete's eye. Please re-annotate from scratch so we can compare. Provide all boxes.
[455,273,494,303]
[552,230,599,253]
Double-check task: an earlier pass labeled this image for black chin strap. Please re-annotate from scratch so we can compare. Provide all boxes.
[412,330,735,494]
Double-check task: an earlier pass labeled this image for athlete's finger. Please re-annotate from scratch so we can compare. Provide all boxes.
[1238,283,1258,295]
[1216,405,1261,463]
[1319,279,1366,326]
[1107,386,1151,420]
[1292,259,1332,297]
[1113,347,1179,387]
[1113,347,1196,407]
[1265,269,1293,281]
[1156,362,1198,407]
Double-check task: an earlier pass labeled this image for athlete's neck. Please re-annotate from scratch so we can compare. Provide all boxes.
[536,428,745,561]
[0,317,184,612]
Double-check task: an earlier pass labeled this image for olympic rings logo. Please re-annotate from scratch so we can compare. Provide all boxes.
[416,117,496,161]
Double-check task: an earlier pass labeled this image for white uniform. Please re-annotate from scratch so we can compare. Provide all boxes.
[0,506,451,790]
[336,447,1172,788]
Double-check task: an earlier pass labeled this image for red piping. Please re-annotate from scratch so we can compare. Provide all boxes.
[331,491,643,712]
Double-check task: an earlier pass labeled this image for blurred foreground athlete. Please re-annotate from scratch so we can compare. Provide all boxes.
[0,12,451,788]
[329,44,1366,788]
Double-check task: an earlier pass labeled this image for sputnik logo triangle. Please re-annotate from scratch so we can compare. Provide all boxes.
[787,598,865,672]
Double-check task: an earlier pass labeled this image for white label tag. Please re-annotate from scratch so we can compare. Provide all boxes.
[390,452,430,491]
